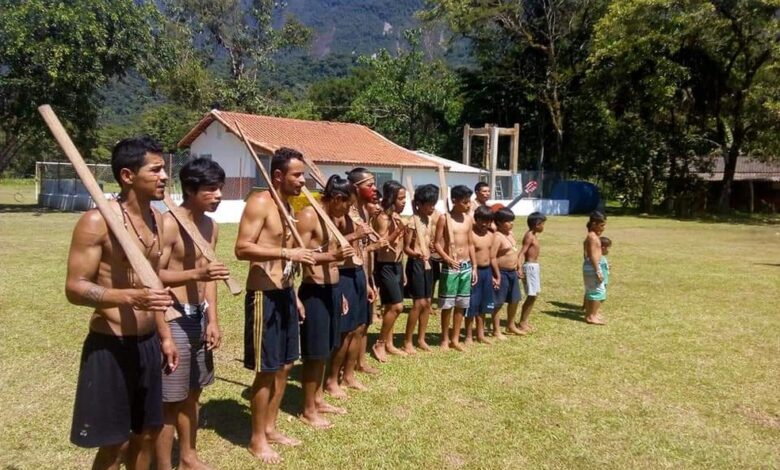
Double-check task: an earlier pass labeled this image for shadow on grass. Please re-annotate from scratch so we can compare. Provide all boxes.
[0,204,51,214]
[201,397,251,446]
[755,263,780,267]
[542,301,587,324]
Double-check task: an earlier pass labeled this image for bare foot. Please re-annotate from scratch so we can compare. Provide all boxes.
[299,413,333,430]
[386,344,408,357]
[179,456,215,470]
[371,341,388,363]
[402,343,417,355]
[357,364,379,375]
[585,316,606,325]
[417,341,432,352]
[343,376,368,391]
[506,325,524,335]
[324,380,349,400]
[494,332,508,341]
[519,322,535,332]
[464,337,474,346]
[247,444,282,464]
[451,342,466,352]
[440,342,450,351]
[317,402,347,415]
[477,336,493,345]
[266,430,302,447]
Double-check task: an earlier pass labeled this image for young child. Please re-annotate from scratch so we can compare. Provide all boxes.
[600,236,612,290]
[583,211,607,325]
[403,184,438,353]
[517,211,546,334]
[465,205,498,345]
[491,208,521,339]
[434,185,476,352]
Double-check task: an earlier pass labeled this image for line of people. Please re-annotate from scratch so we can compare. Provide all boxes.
[64,137,612,469]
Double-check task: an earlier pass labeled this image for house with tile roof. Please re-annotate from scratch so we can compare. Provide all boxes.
[692,156,780,212]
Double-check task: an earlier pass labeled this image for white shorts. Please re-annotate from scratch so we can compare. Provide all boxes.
[523,262,541,296]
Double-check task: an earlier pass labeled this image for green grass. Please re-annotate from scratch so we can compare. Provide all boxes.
[1,183,779,468]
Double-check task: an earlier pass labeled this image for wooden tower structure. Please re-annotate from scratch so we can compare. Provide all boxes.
[463,123,520,199]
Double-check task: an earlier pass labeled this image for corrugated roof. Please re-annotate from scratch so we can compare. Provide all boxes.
[694,156,780,182]
[178,110,444,169]
[413,150,487,174]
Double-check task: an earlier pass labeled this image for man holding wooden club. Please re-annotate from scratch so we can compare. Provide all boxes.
[66,136,178,470]
[156,157,230,470]
[235,148,317,464]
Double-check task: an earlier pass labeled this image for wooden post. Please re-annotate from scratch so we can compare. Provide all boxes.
[748,180,754,213]
[490,125,499,199]
[463,124,471,166]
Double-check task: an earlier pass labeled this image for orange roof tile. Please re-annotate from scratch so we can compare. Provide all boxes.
[178,110,445,169]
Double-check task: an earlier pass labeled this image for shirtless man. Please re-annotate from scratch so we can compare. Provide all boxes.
[473,182,491,212]
[235,148,317,464]
[156,158,229,470]
[295,175,355,428]
[372,180,408,362]
[434,185,476,352]
[492,208,523,338]
[402,184,438,353]
[517,211,547,333]
[67,136,178,470]
[465,205,499,345]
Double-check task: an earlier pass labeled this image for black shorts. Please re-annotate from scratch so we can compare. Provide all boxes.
[244,288,300,373]
[299,282,342,360]
[338,266,369,332]
[430,258,442,293]
[70,331,163,448]
[375,261,404,305]
[405,257,433,300]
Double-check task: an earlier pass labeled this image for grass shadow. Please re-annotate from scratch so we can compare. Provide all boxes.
[542,306,588,324]
[548,301,584,311]
[0,204,51,214]
[200,398,251,447]
[755,263,780,267]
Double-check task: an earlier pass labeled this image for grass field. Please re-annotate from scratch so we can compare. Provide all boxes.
[1,183,779,469]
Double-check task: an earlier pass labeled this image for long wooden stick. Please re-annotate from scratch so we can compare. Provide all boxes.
[234,121,305,248]
[299,186,350,249]
[405,176,430,269]
[300,154,396,253]
[438,166,455,258]
[38,105,181,321]
[162,195,242,295]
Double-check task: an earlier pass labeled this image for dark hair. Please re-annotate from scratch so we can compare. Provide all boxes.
[414,184,439,206]
[111,136,163,183]
[474,205,494,222]
[600,236,612,247]
[527,211,547,229]
[322,174,352,201]
[587,210,607,230]
[474,182,489,193]
[270,147,303,175]
[494,207,515,224]
[380,180,404,211]
[450,185,473,202]
[346,167,372,184]
[180,157,226,200]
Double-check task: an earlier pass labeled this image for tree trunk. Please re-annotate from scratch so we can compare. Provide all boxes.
[717,144,740,213]
[640,171,654,214]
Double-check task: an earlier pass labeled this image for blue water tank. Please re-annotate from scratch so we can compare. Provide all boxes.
[550,181,601,214]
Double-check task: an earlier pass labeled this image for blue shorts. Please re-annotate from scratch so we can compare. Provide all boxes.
[243,288,300,373]
[468,265,495,317]
[495,269,522,306]
[299,283,342,361]
[338,266,369,333]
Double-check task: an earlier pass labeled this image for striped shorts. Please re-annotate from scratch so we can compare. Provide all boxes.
[162,303,214,402]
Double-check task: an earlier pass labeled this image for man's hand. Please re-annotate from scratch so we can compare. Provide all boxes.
[205,322,223,351]
[334,245,355,260]
[342,295,349,316]
[353,222,371,240]
[471,267,478,287]
[128,288,174,312]
[596,270,604,283]
[161,337,179,374]
[367,285,377,303]
[446,257,460,271]
[287,248,317,265]
[518,268,525,279]
[492,276,501,290]
[297,297,306,322]
[196,262,231,282]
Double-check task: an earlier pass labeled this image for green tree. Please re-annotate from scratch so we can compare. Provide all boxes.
[590,0,780,212]
[346,29,463,155]
[0,0,168,173]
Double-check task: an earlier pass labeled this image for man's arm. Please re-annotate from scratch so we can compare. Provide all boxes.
[517,232,534,272]
[489,233,501,288]
[433,215,454,266]
[403,224,421,258]
[65,210,170,311]
[204,221,222,351]
[469,227,478,286]
[159,213,229,286]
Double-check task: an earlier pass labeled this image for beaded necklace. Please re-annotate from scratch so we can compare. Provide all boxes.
[117,196,162,257]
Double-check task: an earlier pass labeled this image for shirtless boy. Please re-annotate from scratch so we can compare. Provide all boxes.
[465,206,499,345]
[517,211,546,334]
[295,175,355,429]
[67,136,178,470]
[372,180,408,362]
[583,211,607,325]
[402,184,438,353]
[491,208,522,339]
[156,158,229,470]
[235,148,317,464]
[434,185,476,352]
[473,182,491,211]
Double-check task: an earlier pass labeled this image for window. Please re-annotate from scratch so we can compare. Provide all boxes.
[374,171,394,190]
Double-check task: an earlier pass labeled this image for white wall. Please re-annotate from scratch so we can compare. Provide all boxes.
[190,121,255,179]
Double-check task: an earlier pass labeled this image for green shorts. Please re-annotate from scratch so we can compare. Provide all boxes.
[438,261,472,309]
